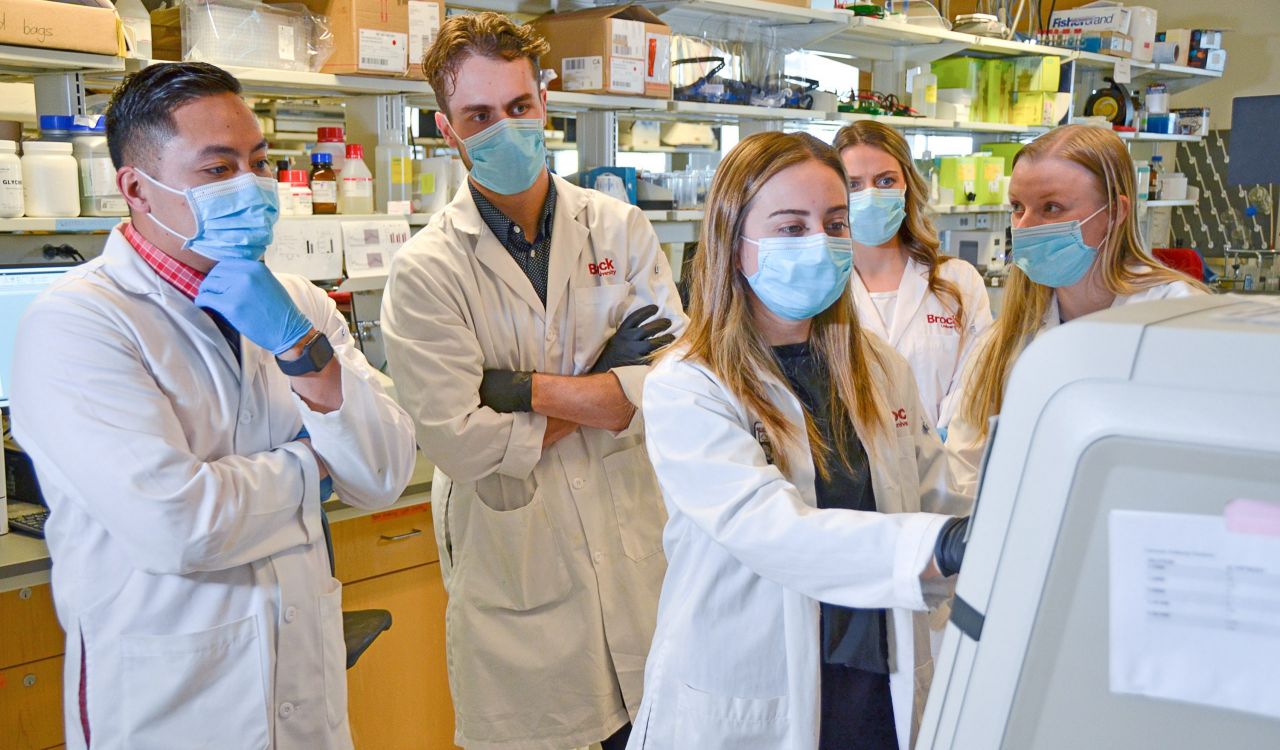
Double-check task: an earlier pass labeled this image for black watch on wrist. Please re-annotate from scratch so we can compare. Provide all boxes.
[276,331,335,376]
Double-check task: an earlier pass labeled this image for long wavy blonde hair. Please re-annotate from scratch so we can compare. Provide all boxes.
[835,121,965,329]
[960,124,1209,437]
[673,131,888,477]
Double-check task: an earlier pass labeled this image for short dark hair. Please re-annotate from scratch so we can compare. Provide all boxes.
[105,62,242,170]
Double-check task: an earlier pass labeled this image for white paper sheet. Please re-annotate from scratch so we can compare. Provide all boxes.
[264,219,344,280]
[341,219,411,279]
[1109,510,1280,719]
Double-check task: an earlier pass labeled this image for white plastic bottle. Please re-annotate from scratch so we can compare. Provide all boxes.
[315,127,347,177]
[339,144,375,214]
[21,141,80,218]
[71,118,128,217]
[375,133,413,214]
[0,140,23,218]
[911,68,938,119]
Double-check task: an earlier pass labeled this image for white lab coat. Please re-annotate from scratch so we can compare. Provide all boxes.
[9,228,417,750]
[941,278,1203,495]
[382,174,686,750]
[629,335,970,750]
[852,258,993,428]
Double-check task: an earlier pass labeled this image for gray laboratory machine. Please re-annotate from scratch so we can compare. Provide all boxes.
[920,294,1280,749]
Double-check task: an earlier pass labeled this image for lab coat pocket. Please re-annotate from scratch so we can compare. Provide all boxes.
[673,682,788,749]
[120,615,269,750]
[573,283,631,373]
[463,488,574,611]
[604,445,667,562]
[319,578,349,727]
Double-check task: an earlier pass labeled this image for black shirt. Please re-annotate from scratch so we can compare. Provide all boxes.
[468,177,556,306]
[774,342,898,750]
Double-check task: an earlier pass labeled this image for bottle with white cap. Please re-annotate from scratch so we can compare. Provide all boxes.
[0,140,23,218]
[21,141,80,218]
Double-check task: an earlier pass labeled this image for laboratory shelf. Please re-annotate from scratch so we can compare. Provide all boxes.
[931,204,1013,214]
[0,44,124,77]
[828,110,956,130]
[1145,199,1197,208]
[0,217,123,233]
[643,0,848,51]
[1119,131,1203,143]
[546,91,670,113]
[668,100,827,122]
[954,121,1049,134]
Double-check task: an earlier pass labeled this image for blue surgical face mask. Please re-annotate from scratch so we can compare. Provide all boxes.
[459,117,547,195]
[848,187,906,246]
[742,233,854,321]
[1011,205,1109,288]
[137,169,280,262]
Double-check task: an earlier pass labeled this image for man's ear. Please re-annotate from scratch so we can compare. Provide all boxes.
[117,166,150,214]
[436,111,459,150]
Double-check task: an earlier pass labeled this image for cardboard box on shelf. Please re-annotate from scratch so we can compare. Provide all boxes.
[932,57,982,92]
[268,0,444,78]
[1009,91,1056,127]
[1155,28,1192,66]
[1083,31,1132,58]
[1012,56,1060,93]
[530,4,671,98]
[0,0,122,56]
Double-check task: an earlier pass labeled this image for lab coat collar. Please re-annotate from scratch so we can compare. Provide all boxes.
[850,256,929,347]
[99,228,242,377]
[446,174,591,320]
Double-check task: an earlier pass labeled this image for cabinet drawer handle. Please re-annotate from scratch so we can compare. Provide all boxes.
[379,528,423,542]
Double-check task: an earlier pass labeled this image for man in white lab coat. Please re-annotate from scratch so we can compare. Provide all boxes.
[9,62,417,750]
[382,13,685,750]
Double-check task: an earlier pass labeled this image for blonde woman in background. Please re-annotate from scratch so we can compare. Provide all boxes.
[630,131,972,750]
[943,124,1209,495]
[835,121,993,429]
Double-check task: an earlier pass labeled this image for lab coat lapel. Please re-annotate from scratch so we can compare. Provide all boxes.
[850,270,888,340]
[100,229,241,377]
[472,230,546,319]
[544,179,591,324]
[889,260,929,347]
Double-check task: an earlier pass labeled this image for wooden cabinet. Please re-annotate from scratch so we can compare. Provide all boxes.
[0,585,66,750]
[332,502,459,750]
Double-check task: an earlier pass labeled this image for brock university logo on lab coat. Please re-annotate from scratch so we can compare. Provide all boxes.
[589,258,617,277]
[893,408,909,428]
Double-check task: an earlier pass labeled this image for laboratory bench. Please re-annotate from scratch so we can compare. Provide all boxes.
[0,457,460,750]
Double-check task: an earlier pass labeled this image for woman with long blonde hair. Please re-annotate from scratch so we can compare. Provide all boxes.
[835,121,993,428]
[630,131,971,750]
[942,124,1208,494]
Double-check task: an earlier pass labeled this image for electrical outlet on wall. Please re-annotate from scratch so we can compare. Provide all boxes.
[976,214,992,229]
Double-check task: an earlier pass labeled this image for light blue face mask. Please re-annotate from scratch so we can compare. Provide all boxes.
[1011,205,1109,288]
[460,117,547,195]
[743,233,854,321]
[137,169,280,262]
[848,187,906,246]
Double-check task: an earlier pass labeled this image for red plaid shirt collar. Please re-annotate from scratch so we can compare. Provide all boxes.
[123,222,206,300]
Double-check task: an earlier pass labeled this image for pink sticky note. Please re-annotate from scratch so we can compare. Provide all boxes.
[1224,498,1280,537]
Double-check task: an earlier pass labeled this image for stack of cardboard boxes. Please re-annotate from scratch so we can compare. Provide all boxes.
[530,5,672,100]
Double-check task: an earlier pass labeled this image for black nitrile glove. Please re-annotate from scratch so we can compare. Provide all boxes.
[934,516,970,578]
[479,369,534,413]
[590,304,675,374]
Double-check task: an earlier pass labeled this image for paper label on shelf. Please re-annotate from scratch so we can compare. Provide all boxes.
[418,173,436,194]
[358,29,409,74]
[386,200,413,216]
[79,157,121,198]
[646,32,670,84]
[342,219,411,278]
[1109,509,1280,720]
[342,176,373,198]
[562,57,604,92]
[610,19,645,60]
[265,218,344,281]
[610,57,644,95]
[1114,59,1132,84]
[278,25,296,62]
[408,2,441,74]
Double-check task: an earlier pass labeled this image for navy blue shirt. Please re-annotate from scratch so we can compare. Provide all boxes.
[469,177,556,306]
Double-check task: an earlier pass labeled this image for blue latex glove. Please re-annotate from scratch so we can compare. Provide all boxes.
[196,259,313,355]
